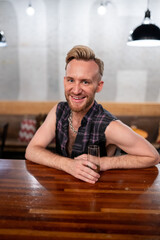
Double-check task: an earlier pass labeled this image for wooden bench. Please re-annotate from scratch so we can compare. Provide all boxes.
[0,102,53,157]
[0,101,159,116]
[0,101,159,158]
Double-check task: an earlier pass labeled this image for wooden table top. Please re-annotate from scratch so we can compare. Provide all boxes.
[0,159,160,240]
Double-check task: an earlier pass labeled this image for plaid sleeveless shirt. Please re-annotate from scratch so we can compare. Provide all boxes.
[56,101,117,158]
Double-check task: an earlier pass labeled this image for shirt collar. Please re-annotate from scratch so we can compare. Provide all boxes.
[81,101,99,125]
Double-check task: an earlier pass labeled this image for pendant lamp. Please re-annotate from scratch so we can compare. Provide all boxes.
[127,0,160,47]
[97,1,111,16]
[97,3,106,15]
[26,1,35,16]
[0,30,7,47]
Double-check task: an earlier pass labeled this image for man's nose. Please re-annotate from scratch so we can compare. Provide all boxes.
[72,83,82,94]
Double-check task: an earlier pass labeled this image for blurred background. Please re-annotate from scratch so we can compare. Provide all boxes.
[0,0,160,102]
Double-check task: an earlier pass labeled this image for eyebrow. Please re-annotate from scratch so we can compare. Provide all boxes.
[65,76,74,79]
[65,76,92,81]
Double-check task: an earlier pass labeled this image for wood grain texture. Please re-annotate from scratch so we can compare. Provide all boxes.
[0,101,58,115]
[0,101,159,116]
[0,159,160,240]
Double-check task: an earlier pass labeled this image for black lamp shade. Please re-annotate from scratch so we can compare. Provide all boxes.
[130,24,160,41]
[0,31,7,47]
[127,9,160,47]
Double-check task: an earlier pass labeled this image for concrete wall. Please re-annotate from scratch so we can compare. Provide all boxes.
[0,0,160,102]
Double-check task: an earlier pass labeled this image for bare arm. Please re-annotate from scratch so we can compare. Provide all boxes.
[25,105,61,168]
[100,120,159,171]
[25,105,100,184]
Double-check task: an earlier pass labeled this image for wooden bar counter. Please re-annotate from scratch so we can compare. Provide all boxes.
[0,159,160,240]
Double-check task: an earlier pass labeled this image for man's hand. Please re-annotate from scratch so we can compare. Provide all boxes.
[66,154,100,184]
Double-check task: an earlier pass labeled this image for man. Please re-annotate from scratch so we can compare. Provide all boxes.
[25,45,159,184]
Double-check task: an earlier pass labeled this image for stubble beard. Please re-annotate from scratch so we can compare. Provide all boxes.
[65,92,95,113]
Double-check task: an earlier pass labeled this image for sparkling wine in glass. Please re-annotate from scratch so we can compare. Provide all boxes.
[88,145,100,173]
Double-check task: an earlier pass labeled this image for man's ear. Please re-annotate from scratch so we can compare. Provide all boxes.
[64,76,66,85]
[96,81,104,93]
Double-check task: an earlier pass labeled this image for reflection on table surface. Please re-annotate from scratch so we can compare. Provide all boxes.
[0,159,160,240]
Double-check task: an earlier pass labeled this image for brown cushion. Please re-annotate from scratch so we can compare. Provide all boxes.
[117,116,160,143]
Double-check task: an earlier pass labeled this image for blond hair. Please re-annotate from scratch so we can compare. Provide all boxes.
[65,45,104,76]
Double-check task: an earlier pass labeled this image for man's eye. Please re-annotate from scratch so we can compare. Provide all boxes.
[68,79,74,83]
[83,80,89,85]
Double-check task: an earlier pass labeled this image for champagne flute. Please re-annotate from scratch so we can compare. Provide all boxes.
[88,145,100,173]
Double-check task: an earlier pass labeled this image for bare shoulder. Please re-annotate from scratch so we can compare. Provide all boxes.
[105,119,143,146]
[105,120,159,160]
[40,103,58,128]
[46,104,58,119]
[105,120,132,137]
[27,104,58,148]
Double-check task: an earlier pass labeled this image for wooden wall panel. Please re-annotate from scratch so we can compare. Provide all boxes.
[0,101,159,116]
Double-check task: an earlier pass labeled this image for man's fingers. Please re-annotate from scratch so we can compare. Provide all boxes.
[70,158,100,183]
[78,175,97,184]
[85,160,98,171]
[75,154,87,160]
[80,166,100,181]
[78,172,98,184]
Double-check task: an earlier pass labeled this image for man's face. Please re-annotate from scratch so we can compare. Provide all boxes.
[64,59,103,113]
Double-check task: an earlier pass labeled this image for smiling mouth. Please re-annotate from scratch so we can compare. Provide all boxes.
[70,96,86,103]
[72,96,85,100]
